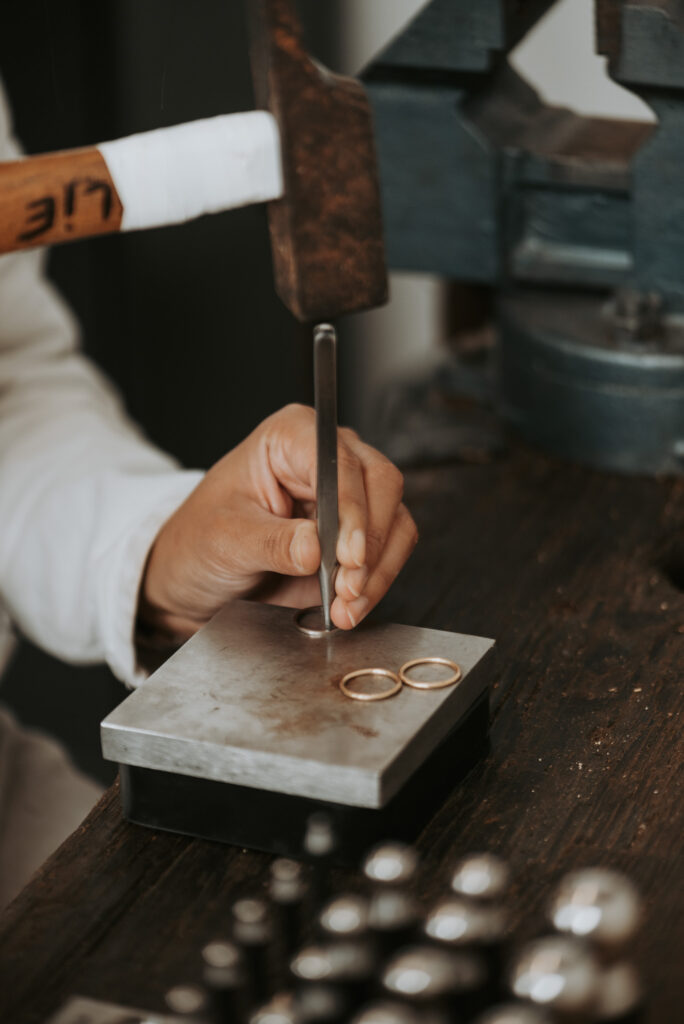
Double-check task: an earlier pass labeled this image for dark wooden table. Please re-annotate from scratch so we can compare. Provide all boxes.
[1,443,682,1023]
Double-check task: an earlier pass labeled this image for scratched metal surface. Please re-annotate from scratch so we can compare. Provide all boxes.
[102,601,493,808]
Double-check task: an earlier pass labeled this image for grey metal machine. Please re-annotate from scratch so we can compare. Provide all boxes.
[365,0,684,475]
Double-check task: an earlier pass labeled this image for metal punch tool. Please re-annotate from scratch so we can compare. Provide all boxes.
[314,323,339,632]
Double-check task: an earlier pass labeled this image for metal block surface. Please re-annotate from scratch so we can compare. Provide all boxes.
[102,601,493,810]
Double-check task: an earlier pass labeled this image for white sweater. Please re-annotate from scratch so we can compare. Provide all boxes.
[0,83,203,688]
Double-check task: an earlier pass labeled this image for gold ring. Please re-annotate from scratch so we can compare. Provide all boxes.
[339,668,402,702]
[295,606,338,638]
[399,657,462,690]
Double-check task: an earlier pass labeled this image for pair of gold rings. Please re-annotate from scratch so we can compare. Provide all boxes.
[339,657,462,702]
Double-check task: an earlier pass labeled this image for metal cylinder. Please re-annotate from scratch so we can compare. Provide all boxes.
[594,961,644,1023]
[292,983,348,1024]
[165,984,212,1023]
[291,940,376,1007]
[232,898,274,1008]
[547,868,641,954]
[368,888,420,956]
[202,940,246,1024]
[509,935,600,1020]
[425,896,507,946]
[304,814,337,908]
[319,894,370,942]
[364,842,420,956]
[498,288,684,475]
[270,858,309,979]
[450,853,510,902]
[424,894,508,993]
[363,843,419,887]
[250,993,298,1024]
[382,945,487,1016]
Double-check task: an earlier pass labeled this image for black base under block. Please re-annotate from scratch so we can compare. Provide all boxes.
[118,694,489,863]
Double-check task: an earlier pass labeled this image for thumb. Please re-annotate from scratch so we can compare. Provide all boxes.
[238,512,320,577]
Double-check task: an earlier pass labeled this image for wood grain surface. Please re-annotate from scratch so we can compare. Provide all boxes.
[0,442,682,1023]
[0,148,123,255]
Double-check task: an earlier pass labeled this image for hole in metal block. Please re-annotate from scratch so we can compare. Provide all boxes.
[295,606,339,638]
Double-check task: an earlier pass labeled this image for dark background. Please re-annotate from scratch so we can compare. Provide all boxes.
[0,0,341,784]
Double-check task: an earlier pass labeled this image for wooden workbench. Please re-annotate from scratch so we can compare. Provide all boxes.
[1,442,682,1023]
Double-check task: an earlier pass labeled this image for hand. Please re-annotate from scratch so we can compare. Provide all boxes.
[138,404,418,643]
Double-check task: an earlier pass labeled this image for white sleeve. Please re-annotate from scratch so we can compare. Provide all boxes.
[0,82,203,687]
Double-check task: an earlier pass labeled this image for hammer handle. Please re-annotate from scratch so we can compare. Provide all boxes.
[0,112,282,257]
[0,148,123,255]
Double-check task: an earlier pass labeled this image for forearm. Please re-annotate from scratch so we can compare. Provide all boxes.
[0,299,203,683]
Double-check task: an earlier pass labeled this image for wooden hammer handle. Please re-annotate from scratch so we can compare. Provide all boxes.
[0,148,123,255]
[0,112,282,257]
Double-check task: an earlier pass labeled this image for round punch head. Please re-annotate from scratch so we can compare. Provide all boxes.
[292,941,374,984]
[314,323,336,343]
[320,894,370,938]
[548,867,641,947]
[251,993,297,1024]
[291,944,334,984]
[202,939,243,988]
[232,898,272,945]
[295,605,339,638]
[509,936,600,1013]
[270,858,307,902]
[425,896,507,946]
[451,852,511,900]
[293,984,347,1024]
[202,940,241,970]
[382,946,484,1002]
[369,889,419,933]
[165,984,210,1017]
[363,842,419,885]
[304,812,336,857]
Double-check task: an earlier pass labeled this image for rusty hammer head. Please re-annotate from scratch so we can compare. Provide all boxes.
[248,0,388,323]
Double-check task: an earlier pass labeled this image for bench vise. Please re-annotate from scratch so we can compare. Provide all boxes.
[365,0,684,474]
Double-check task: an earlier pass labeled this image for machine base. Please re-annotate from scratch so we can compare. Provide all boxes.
[118,693,489,863]
[499,288,684,475]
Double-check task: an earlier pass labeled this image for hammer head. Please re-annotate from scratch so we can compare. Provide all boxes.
[248,0,388,323]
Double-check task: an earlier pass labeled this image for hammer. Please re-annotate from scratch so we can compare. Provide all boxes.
[0,0,387,324]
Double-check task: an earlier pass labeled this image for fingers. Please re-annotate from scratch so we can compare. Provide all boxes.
[332,503,418,629]
[334,432,369,569]
[264,408,370,570]
[336,432,405,593]
[221,508,320,579]
[263,408,402,571]
[260,405,413,623]
[140,404,413,637]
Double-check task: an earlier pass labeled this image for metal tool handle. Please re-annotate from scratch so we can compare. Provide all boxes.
[314,324,339,632]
